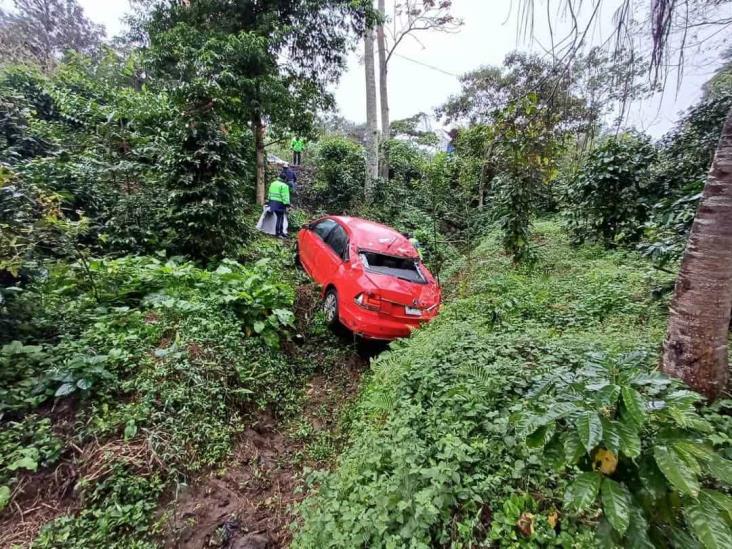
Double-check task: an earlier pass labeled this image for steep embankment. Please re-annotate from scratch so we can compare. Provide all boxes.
[292,221,731,547]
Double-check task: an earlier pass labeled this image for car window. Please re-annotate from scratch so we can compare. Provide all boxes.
[325,225,349,260]
[359,252,425,283]
[313,219,337,241]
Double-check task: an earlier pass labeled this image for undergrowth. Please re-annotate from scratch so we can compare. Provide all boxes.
[293,221,732,548]
[0,232,324,547]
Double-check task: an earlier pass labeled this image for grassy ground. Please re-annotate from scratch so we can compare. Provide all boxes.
[292,220,686,547]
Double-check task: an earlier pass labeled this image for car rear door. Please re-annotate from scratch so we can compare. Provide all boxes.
[320,223,349,284]
[301,219,337,284]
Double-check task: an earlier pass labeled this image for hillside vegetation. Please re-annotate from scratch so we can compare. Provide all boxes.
[294,221,732,548]
[2,1,732,547]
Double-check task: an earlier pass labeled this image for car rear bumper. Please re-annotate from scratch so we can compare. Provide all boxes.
[338,300,437,340]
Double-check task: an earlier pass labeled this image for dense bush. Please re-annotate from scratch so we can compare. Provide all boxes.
[563,132,659,247]
[519,352,732,546]
[641,91,732,265]
[310,136,366,213]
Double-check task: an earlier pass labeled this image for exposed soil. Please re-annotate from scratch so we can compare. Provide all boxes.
[160,359,367,549]
[0,399,80,548]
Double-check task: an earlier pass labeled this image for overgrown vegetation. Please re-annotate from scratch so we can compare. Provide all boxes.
[294,222,732,547]
[1,0,731,546]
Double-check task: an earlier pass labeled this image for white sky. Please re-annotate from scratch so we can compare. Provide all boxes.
[80,0,730,137]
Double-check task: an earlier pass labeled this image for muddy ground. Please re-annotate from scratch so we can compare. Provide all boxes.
[160,358,368,549]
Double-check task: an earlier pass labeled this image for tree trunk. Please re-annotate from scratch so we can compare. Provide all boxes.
[254,115,266,205]
[377,0,390,180]
[364,28,379,198]
[662,108,732,401]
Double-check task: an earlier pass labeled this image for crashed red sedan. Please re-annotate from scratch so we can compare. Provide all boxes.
[296,216,441,340]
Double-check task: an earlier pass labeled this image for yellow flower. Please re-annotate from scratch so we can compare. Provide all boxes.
[593,448,618,475]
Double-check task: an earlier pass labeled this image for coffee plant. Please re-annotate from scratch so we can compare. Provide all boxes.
[517,351,732,547]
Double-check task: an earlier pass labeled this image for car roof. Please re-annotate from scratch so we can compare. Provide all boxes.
[330,216,418,258]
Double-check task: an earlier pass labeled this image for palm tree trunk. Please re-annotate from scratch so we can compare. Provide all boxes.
[662,108,732,400]
[364,28,379,198]
[377,0,390,180]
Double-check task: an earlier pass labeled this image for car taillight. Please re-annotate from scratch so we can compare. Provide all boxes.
[355,292,382,311]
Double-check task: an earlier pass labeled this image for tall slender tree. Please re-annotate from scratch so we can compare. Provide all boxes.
[376,0,389,179]
[375,0,461,179]
[364,26,379,193]
[0,0,104,73]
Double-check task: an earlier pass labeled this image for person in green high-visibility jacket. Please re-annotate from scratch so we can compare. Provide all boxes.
[267,175,291,238]
[290,136,305,166]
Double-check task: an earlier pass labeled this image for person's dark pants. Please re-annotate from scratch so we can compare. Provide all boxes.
[292,151,301,165]
[270,201,286,236]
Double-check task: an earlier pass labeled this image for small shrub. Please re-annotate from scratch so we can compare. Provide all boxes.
[310,136,365,213]
[564,132,659,247]
[517,351,732,547]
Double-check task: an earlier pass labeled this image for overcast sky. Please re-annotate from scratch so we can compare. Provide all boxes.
[81,0,730,137]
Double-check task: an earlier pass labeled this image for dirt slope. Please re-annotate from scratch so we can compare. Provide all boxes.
[161,351,368,548]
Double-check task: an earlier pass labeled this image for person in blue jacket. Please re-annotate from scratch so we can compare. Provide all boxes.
[279,164,297,195]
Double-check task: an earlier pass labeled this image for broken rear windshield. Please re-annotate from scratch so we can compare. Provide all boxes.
[359,251,425,284]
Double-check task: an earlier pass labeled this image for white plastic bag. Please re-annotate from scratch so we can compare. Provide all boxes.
[255,205,288,235]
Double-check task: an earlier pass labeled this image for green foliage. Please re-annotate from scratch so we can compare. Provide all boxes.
[518,350,732,546]
[563,132,659,247]
[1,251,300,546]
[0,415,62,484]
[310,136,366,212]
[641,91,732,265]
[293,221,687,547]
[360,148,465,275]
[146,25,264,260]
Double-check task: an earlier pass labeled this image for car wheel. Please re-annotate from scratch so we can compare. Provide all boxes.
[323,288,339,327]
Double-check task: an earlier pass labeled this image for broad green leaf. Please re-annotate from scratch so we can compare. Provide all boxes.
[672,442,703,476]
[706,455,732,485]
[601,478,632,535]
[253,321,265,334]
[564,471,602,513]
[616,419,641,458]
[654,445,699,497]
[667,525,704,549]
[8,456,38,472]
[621,386,647,426]
[576,411,603,452]
[0,486,10,511]
[526,422,555,449]
[685,499,732,549]
[76,378,92,390]
[601,418,621,454]
[55,382,76,397]
[701,489,732,525]
[595,384,621,408]
[563,430,585,465]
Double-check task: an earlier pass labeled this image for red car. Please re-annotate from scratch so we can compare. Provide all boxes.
[296,216,441,340]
